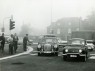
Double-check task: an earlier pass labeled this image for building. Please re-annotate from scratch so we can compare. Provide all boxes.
[47,17,83,40]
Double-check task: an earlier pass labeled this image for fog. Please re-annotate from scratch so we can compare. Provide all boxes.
[0,0,95,35]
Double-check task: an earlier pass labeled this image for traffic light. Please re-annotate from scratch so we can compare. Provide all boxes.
[10,19,15,30]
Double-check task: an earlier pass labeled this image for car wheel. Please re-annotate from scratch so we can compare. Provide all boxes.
[82,56,87,62]
[63,56,67,61]
[91,49,93,51]
[55,52,58,56]
[38,53,41,56]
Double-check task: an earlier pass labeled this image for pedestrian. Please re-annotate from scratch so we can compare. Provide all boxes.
[23,34,29,51]
[0,33,5,53]
[13,33,19,53]
[8,34,14,55]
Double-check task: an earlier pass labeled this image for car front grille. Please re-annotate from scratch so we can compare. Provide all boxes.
[68,49,79,53]
[44,44,52,51]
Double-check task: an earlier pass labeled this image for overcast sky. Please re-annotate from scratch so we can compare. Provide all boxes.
[0,0,95,35]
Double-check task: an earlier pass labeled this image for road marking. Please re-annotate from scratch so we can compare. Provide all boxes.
[90,54,95,55]
[32,51,38,52]
[29,53,37,56]
[33,43,38,45]
[89,56,95,59]
[0,46,33,61]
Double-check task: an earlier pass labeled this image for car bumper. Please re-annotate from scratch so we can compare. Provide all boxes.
[62,53,86,57]
[38,51,58,53]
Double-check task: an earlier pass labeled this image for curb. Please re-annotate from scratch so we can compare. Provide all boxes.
[0,46,33,61]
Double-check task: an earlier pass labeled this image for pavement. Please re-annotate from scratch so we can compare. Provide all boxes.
[0,44,95,71]
[0,44,24,58]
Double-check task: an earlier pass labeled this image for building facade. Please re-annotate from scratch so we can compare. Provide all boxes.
[47,17,83,40]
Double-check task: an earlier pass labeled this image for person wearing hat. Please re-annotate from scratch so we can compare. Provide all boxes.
[0,33,5,53]
[13,33,19,53]
[23,34,29,51]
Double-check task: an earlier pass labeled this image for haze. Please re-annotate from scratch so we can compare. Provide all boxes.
[0,0,95,35]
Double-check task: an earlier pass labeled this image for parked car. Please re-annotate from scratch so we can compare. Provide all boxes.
[86,40,94,51]
[5,36,10,44]
[27,39,33,45]
[58,40,67,48]
[18,37,23,45]
[62,38,88,62]
[37,34,59,56]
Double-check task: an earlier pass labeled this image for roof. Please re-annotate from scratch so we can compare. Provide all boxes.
[70,38,85,40]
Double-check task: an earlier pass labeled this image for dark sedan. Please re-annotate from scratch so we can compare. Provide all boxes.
[37,34,59,56]
[62,38,88,62]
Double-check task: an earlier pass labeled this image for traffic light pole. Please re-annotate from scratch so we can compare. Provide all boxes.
[2,17,10,32]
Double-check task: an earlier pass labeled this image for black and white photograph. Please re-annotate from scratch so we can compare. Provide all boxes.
[0,0,95,71]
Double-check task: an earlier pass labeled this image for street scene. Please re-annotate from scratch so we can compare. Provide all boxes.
[0,0,95,71]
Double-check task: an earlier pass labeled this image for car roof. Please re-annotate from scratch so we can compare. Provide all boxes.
[43,34,57,38]
[69,38,85,40]
[86,40,94,42]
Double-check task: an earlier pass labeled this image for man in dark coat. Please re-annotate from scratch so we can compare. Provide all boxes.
[0,33,5,53]
[13,33,19,53]
[23,34,29,51]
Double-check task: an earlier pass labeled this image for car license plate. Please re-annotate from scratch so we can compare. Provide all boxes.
[70,55,77,57]
[44,51,51,53]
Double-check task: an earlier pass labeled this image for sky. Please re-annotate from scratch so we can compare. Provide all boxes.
[0,0,95,35]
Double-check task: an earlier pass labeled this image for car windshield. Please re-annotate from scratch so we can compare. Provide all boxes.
[68,39,85,45]
[45,38,57,43]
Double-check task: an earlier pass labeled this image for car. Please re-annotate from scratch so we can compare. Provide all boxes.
[86,40,94,51]
[27,39,33,45]
[5,36,10,44]
[58,40,67,48]
[18,37,23,45]
[62,38,88,62]
[37,34,59,56]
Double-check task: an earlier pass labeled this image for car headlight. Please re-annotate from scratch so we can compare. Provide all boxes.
[38,44,41,48]
[79,49,82,53]
[65,49,68,52]
[54,44,57,48]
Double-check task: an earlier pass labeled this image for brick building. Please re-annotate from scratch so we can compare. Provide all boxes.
[47,17,82,40]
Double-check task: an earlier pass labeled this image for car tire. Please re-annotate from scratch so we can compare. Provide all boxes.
[55,52,58,56]
[38,53,41,56]
[63,56,67,61]
[90,49,93,51]
[82,56,87,62]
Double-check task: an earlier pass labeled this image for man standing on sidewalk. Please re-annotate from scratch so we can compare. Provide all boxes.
[23,34,29,51]
[8,34,14,55]
[13,33,19,53]
[0,33,5,53]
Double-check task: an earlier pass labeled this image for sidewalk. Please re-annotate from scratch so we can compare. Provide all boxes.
[0,44,24,58]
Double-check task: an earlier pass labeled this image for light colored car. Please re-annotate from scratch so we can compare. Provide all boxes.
[86,40,94,51]
[18,37,23,45]
[5,36,10,43]
[58,40,67,48]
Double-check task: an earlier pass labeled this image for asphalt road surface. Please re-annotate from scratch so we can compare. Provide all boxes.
[0,44,23,58]
[0,44,95,71]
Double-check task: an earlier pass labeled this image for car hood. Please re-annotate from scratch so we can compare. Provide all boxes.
[41,43,57,45]
[64,45,85,49]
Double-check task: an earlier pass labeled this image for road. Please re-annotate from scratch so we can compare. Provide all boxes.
[0,44,95,71]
